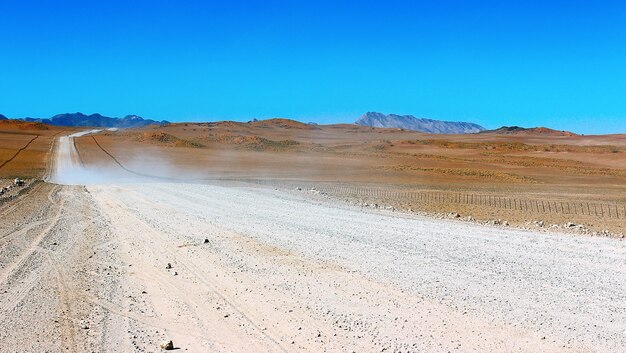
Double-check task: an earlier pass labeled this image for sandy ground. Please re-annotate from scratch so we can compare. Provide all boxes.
[0,120,71,179]
[74,122,626,234]
[0,132,624,352]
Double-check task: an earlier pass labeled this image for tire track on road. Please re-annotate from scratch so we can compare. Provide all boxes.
[42,250,82,352]
[0,181,44,218]
[92,188,289,352]
[0,184,58,244]
[0,185,62,286]
[0,266,48,315]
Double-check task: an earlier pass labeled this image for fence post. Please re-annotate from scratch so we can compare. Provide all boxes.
[601,204,604,217]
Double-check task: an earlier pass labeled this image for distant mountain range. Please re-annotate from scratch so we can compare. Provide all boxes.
[355,112,485,134]
[0,111,581,136]
[10,112,168,128]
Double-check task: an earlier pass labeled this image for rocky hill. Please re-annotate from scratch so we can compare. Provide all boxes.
[0,114,7,120]
[356,112,485,134]
[481,126,577,136]
[22,112,168,128]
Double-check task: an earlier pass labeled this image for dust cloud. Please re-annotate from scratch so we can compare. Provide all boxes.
[48,130,206,185]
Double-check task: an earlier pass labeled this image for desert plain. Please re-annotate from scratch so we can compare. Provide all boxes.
[0,118,625,352]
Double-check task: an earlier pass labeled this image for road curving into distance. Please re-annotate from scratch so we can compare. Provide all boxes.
[0,131,623,352]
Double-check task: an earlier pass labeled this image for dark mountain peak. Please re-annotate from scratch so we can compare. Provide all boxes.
[0,114,7,120]
[356,112,485,134]
[39,112,170,128]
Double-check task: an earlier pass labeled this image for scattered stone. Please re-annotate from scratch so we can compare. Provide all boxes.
[203,239,210,244]
[159,340,174,350]
[166,263,172,269]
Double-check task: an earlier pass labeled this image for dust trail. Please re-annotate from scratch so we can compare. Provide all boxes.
[48,131,206,185]
[48,130,134,185]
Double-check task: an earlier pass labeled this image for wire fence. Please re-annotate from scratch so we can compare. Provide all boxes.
[232,178,626,219]
[312,184,626,219]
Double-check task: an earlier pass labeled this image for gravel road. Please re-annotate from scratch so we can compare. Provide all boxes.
[0,132,624,352]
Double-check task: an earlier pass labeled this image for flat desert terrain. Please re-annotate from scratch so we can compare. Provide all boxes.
[76,120,626,234]
[0,120,72,180]
[0,122,624,352]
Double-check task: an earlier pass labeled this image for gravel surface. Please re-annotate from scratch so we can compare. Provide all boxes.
[0,132,623,352]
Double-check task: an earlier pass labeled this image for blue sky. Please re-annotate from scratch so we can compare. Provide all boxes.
[1,0,625,134]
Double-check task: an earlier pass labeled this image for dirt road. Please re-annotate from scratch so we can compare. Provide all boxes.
[0,133,624,352]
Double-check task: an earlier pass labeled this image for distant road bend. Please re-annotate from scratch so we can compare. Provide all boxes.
[0,131,623,352]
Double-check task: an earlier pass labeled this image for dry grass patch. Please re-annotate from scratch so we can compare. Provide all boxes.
[411,139,624,153]
[201,133,300,151]
[135,132,204,148]
[384,165,536,183]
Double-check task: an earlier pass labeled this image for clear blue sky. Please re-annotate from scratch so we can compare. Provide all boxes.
[1,0,625,134]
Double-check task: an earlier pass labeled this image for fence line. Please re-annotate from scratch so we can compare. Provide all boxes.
[234,179,625,219]
[311,184,625,219]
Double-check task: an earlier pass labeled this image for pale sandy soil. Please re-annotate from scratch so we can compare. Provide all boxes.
[0,132,624,352]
